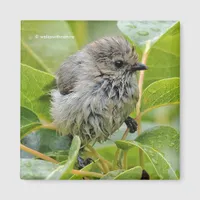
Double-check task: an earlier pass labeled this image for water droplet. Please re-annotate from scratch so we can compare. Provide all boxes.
[148,87,157,94]
[127,24,137,29]
[137,31,149,36]
[172,135,178,139]
[151,28,161,32]
[175,146,179,152]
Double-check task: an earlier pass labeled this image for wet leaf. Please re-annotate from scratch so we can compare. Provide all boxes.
[141,78,180,115]
[20,107,41,139]
[21,64,55,120]
[117,21,178,52]
[136,126,180,178]
[101,170,124,180]
[118,21,180,89]
[20,159,58,180]
[114,166,142,180]
[115,126,179,180]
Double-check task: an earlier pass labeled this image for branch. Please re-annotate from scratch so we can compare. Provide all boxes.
[20,144,58,164]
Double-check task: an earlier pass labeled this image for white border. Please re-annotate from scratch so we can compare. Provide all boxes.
[1,0,199,199]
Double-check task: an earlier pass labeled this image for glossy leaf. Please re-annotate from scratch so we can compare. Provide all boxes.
[20,159,58,180]
[20,107,41,139]
[46,135,81,180]
[21,20,77,73]
[101,170,124,180]
[136,126,180,177]
[117,21,178,51]
[141,78,180,115]
[144,22,180,88]
[118,21,180,89]
[116,140,178,179]
[114,166,142,180]
[96,143,159,179]
[21,64,55,120]
[115,126,179,180]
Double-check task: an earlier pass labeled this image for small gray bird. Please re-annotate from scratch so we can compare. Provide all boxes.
[51,36,147,147]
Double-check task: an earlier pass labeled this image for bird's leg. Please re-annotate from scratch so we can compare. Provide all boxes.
[141,169,150,180]
[77,151,94,170]
[124,116,138,133]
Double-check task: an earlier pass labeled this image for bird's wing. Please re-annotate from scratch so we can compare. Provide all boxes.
[56,56,80,95]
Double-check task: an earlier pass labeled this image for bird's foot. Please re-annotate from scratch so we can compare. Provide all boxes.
[125,116,138,133]
[77,155,94,169]
[141,169,150,180]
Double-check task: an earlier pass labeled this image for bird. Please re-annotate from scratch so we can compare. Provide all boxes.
[51,36,148,149]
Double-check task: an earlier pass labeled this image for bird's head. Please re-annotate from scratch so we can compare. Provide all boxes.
[84,36,148,78]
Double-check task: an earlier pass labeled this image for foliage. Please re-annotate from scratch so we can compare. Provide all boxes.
[20,20,180,180]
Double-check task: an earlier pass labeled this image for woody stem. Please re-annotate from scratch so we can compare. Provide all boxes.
[136,40,151,168]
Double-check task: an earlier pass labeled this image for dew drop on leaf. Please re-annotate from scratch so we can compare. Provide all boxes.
[137,31,149,36]
[150,28,161,32]
[172,135,178,139]
[126,24,137,29]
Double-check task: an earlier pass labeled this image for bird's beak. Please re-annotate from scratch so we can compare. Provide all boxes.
[132,63,148,72]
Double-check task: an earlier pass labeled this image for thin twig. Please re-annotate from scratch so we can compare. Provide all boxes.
[136,40,151,168]
[20,144,59,164]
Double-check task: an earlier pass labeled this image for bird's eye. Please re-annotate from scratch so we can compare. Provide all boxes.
[114,60,123,68]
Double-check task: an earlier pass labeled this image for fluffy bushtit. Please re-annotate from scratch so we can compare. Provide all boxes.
[51,36,147,146]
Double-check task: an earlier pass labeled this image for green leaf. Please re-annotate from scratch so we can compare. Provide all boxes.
[21,20,77,73]
[20,159,58,180]
[144,22,180,88]
[114,166,142,180]
[96,144,159,179]
[100,170,124,180]
[117,21,178,52]
[21,63,55,120]
[115,126,179,180]
[141,78,180,115]
[20,107,41,139]
[118,21,180,89]
[46,135,81,180]
[136,126,180,178]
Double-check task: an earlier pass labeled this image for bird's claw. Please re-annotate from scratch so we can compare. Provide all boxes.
[77,155,94,169]
[125,116,138,133]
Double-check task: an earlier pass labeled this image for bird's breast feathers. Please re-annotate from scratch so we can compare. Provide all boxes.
[51,73,139,144]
